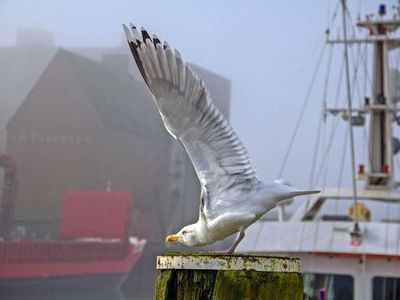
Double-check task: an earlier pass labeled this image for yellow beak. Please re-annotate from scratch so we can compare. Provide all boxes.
[166,234,179,242]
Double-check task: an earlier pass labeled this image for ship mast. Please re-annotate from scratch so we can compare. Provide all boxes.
[358,8,399,189]
[341,0,360,233]
[327,4,400,190]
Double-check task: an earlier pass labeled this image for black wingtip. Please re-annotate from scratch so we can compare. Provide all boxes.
[129,23,136,30]
[141,27,152,41]
[153,34,161,46]
[163,41,170,50]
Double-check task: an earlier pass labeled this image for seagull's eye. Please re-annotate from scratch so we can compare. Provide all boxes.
[182,230,187,235]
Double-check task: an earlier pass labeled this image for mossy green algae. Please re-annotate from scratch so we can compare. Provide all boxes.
[154,270,175,300]
[155,253,303,300]
[212,270,302,300]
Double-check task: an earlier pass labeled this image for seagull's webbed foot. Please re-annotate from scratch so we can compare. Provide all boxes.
[212,231,245,255]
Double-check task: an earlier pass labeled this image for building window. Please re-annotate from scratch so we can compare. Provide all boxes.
[303,273,353,300]
[373,276,400,300]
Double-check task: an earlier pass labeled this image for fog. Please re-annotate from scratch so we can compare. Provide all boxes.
[1,0,392,185]
[0,0,399,299]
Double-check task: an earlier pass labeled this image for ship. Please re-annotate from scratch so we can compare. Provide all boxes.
[0,153,146,298]
[238,2,400,300]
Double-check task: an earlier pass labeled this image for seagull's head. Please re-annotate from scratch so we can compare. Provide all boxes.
[165,224,201,247]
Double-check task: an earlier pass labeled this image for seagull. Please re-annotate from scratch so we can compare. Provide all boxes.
[123,24,319,254]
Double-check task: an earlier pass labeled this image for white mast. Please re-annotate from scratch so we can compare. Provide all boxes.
[341,0,360,233]
[327,4,400,190]
[358,11,399,189]
[291,4,400,222]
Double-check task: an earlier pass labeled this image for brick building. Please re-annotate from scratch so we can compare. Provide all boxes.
[5,47,231,243]
[2,32,231,298]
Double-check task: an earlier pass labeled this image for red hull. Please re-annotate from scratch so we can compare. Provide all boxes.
[0,190,145,291]
[0,240,145,280]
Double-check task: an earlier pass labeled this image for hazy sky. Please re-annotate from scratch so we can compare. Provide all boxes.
[1,0,398,189]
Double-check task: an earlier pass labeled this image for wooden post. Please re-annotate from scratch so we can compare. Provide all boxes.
[154,253,303,300]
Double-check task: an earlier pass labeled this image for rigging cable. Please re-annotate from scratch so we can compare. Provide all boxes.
[313,56,345,186]
[335,126,349,215]
[341,0,360,233]
[321,1,362,218]
[308,44,334,191]
[362,42,369,166]
[339,34,364,192]
[278,43,326,179]
[255,4,341,252]
[350,42,364,107]
[300,2,340,73]
[299,45,333,246]
[277,2,340,179]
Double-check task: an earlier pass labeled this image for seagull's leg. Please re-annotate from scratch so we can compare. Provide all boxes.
[214,231,245,255]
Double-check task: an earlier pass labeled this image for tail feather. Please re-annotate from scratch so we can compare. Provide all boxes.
[285,190,320,198]
[274,184,320,203]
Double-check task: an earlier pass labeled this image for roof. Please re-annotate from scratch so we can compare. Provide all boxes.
[237,220,400,256]
[7,48,232,139]
[238,186,400,256]
[291,187,400,221]
[0,46,57,150]
[70,49,163,136]
[25,49,165,137]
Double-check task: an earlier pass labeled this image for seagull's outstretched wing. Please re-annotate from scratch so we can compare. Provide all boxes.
[123,24,258,216]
